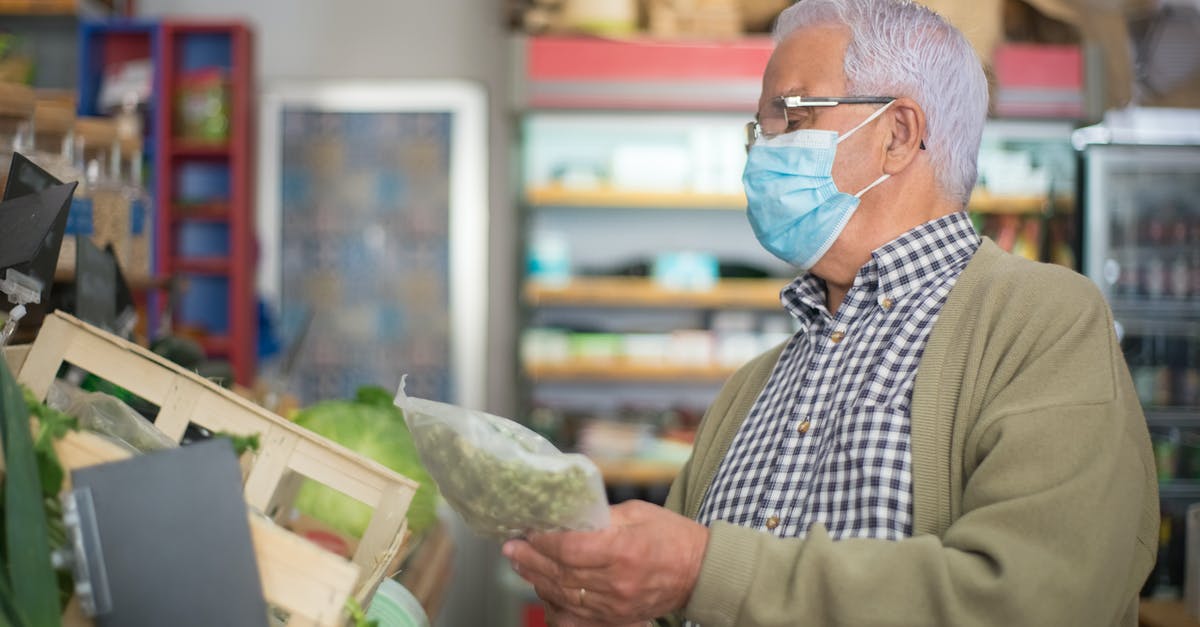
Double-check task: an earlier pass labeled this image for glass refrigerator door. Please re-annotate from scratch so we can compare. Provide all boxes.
[1084,144,1200,308]
[1083,142,1200,598]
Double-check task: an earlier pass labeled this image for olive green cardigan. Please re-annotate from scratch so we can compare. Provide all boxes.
[662,238,1158,627]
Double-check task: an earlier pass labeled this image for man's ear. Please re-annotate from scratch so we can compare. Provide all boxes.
[882,97,926,175]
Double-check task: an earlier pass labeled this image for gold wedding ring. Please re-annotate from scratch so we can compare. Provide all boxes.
[577,587,587,605]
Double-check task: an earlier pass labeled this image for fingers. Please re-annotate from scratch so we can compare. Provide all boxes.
[528,527,620,568]
[504,538,565,579]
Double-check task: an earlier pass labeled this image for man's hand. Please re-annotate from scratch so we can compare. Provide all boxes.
[502,500,709,625]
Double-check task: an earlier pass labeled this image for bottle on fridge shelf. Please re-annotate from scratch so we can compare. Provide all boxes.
[1132,335,1163,407]
[1144,217,1168,299]
[1181,339,1200,408]
[1169,216,1191,300]
[1154,333,1174,408]
[1190,213,1200,301]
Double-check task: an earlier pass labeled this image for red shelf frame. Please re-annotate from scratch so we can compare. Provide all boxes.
[155,20,255,386]
[174,257,232,275]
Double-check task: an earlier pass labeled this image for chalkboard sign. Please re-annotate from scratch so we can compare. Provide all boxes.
[3,152,61,201]
[75,235,117,331]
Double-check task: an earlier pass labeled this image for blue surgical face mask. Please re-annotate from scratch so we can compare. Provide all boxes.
[743,101,894,269]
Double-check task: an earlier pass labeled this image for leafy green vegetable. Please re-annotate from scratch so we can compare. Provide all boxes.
[212,431,260,457]
[292,387,437,537]
[24,388,77,498]
[409,421,597,539]
[344,597,378,627]
[0,361,60,626]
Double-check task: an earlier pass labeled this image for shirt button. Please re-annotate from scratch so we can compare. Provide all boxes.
[881,297,894,310]
[830,330,846,344]
[797,420,811,435]
[766,516,781,530]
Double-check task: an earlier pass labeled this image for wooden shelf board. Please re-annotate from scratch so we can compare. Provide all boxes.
[0,0,109,15]
[526,186,746,210]
[1139,599,1200,627]
[968,191,1073,215]
[593,458,683,486]
[526,361,737,382]
[526,277,785,309]
[53,270,169,291]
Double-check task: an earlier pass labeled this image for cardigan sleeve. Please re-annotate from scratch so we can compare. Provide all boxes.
[680,267,1157,626]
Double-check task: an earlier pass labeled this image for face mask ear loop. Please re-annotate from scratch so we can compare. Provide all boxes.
[854,173,890,199]
[835,100,895,145]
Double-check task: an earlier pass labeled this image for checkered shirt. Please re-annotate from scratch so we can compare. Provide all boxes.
[695,211,980,543]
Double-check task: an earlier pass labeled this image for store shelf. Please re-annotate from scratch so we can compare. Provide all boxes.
[1158,480,1200,499]
[1146,409,1200,428]
[170,140,232,158]
[175,257,231,275]
[172,201,231,222]
[1111,298,1200,321]
[526,185,746,210]
[966,191,1060,215]
[526,361,737,382]
[53,269,170,291]
[519,35,771,111]
[156,21,256,385]
[1139,599,1200,627]
[0,0,110,16]
[593,458,682,486]
[526,277,785,310]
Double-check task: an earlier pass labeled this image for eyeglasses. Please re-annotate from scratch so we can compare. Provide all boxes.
[746,95,925,149]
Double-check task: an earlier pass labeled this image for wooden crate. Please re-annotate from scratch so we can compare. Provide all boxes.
[48,428,360,627]
[18,311,419,600]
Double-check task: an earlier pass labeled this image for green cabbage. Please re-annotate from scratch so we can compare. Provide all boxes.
[292,386,438,537]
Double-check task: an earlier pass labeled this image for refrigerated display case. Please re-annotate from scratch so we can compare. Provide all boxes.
[1074,107,1200,600]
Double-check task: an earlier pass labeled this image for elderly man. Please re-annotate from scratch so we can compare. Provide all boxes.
[503,0,1158,625]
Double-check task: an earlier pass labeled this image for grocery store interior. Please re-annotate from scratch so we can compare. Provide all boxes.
[2,0,1199,625]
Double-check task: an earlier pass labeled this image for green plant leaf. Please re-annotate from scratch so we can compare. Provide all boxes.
[0,360,60,627]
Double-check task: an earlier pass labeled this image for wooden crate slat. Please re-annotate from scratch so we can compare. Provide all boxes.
[243,426,301,510]
[354,519,408,604]
[19,313,79,398]
[3,345,30,374]
[353,484,415,573]
[289,438,419,508]
[249,514,359,626]
[190,388,276,437]
[155,377,207,441]
[24,312,420,592]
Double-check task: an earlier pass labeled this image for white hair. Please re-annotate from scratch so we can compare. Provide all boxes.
[774,0,989,206]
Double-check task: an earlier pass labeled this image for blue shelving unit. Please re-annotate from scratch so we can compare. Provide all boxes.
[77,19,164,336]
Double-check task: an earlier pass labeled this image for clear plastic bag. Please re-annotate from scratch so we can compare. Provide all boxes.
[394,376,609,540]
[48,379,176,453]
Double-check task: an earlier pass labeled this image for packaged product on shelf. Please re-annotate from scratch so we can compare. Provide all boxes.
[119,135,152,279]
[175,67,230,143]
[0,81,35,194]
[67,117,131,278]
[396,376,609,540]
[32,98,80,183]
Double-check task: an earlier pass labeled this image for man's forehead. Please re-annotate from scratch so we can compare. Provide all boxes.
[762,24,850,99]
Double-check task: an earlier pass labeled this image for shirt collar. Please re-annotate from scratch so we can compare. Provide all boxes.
[780,211,980,320]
